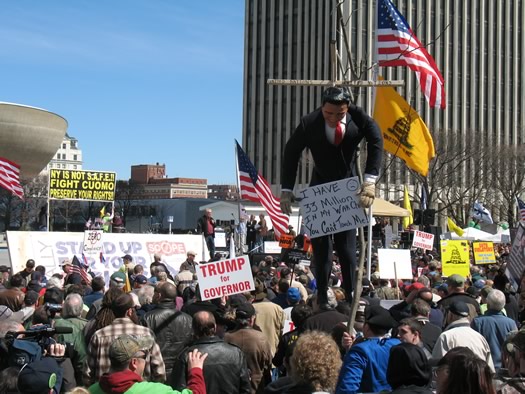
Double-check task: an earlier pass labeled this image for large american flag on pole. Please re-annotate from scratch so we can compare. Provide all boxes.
[235,140,289,240]
[377,0,446,109]
[0,157,24,200]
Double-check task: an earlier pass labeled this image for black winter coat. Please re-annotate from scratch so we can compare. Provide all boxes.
[142,302,192,384]
[171,336,251,394]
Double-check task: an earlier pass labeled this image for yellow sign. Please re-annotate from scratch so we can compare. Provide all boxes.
[440,240,470,277]
[472,242,496,265]
[49,169,117,201]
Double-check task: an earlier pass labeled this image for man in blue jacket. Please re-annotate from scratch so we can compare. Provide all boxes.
[472,288,517,369]
[336,305,400,394]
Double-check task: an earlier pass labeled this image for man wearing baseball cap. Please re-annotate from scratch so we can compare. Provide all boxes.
[89,333,207,394]
[224,303,273,393]
[436,274,481,327]
[431,300,494,371]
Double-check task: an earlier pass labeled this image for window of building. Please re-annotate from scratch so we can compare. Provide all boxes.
[73,154,77,160]
[73,165,77,169]
[62,164,66,168]
[62,143,66,149]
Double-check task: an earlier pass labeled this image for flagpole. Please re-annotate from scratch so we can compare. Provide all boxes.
[234,140,243,254]
[367,206,373,281]
[46,171,51,232]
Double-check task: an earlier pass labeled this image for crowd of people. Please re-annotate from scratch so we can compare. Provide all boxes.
[0,240,523,393]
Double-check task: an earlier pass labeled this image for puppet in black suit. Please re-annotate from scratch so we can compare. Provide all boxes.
[280,87,383,306]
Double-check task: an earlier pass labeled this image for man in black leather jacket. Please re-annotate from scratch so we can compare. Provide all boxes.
[142,282,192,385]
[171,310,251,394]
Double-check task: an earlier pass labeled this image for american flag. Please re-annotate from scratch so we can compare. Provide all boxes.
[236,140,289,240]
[377,0,446,109]
[517,197,525,222]
[71,255,92,284]
[0,157,24,199]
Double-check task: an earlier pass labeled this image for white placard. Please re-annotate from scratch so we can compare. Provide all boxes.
[82,230,104,257]
[264,241,281,254]
[215,232,227,248]
[196,255,255,300]
[297,177,368,239]
[377,248,413,279]
[412,230,434,251]
[282,319,295,334]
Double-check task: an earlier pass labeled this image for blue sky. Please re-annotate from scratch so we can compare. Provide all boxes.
[0,1,244,184]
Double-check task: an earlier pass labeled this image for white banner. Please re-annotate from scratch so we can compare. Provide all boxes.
[411,230,435,251]
[196,255,254,300]
[82,230,104,257]
[7,231,206,284]
[297,177,369,238]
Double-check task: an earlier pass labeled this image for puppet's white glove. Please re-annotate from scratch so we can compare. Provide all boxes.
[280,191,295,215]
[358,182,375,208]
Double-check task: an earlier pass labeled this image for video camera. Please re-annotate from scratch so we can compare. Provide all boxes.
[4,325,73,367]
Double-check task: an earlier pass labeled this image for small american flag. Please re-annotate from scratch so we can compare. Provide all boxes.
[517,197,525,222]
[0,157,24,199]
[72,255,92,284]
[236,140,289,240]
[377,0,446,109]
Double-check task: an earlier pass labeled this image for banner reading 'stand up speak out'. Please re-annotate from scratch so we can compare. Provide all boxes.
[48,169,117,201]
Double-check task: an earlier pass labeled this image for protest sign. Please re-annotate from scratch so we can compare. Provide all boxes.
[82,230,104,257]
[283,320,295,335]
[377,249,412,279]
[279,234,294,249]
[7,231,205,284]
[412,230,435,251]
[472,242,496,265]
[297,177,368,239]
[441,240,470,277]
[196,255,254,300]
[48,169,117,201]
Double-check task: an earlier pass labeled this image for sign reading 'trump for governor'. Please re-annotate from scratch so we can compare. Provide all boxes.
[196,255,255,300]
[49,169,117,201]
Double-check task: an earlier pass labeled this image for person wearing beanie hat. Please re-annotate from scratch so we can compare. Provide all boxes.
[224,303,273,393]
[431,300,494,372]
[88,334,207,394]
[84,292,167,386]
[337,305,401,393]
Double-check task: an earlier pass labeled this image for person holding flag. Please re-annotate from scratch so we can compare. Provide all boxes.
[280,87,383,306]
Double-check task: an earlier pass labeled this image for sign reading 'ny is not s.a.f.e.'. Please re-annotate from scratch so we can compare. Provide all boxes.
[48,169,117,201]
[298,177,368,239]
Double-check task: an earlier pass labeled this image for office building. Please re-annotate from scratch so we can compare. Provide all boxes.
[242,0,525,208]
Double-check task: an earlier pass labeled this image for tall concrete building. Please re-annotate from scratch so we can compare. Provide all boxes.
[242,0,525,203]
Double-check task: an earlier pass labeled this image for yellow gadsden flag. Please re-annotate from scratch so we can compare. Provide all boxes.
[403,185,413,229]
[374,78,435,176]
[447,217,464,237]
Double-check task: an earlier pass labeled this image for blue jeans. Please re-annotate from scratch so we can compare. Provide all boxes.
[205,235,215,260]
